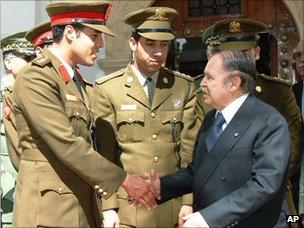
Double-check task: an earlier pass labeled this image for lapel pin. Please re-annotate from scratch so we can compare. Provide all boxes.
[234,132,239,137]
[163,77,168,84]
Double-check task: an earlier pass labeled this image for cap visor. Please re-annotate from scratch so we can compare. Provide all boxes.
[82,23,115,37]
[219,40,257,51]
[139,32,174,41]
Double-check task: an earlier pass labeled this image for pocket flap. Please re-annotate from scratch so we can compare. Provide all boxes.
[116,111,144,124]
[39,176,73,195]
[160,111,183,124]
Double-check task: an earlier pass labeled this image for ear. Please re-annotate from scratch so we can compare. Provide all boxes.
[64,25,77,41]
[35,47,43,56]
[230,76,242,92]
[4,57,13,71]
[253,46,260,60]
[128,37,137,52]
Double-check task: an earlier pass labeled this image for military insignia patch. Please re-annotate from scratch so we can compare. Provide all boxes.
[154,8,166,21]
[173,99,182,109]
[229,20,242,33]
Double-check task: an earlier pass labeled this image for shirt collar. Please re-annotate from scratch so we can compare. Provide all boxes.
[131,64,159,87]
[49,47,75,79]
[219,93,249,125]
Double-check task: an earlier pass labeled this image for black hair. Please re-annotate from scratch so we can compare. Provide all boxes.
[52,23,86,43]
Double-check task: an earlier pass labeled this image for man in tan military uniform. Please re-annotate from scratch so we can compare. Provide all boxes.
[26,20,53,56]
[93,7,198,227]
[194,18,302,227]
[1,31,35,228]
[11,2,157,227]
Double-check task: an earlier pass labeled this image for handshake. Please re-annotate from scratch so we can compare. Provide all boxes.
[122,170,161,210]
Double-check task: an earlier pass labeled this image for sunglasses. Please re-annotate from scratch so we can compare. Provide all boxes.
[293,51,302,61]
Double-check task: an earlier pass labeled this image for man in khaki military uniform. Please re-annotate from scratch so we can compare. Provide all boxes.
[194,18,302,227]
[93,7,198,227]
[1,31,35,228]
[11,2,157,227]
[26,20,53,56]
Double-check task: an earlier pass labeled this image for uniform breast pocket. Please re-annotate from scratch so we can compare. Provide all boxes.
[160,111,183,142]
[65,100,91,137]
[116,111,145,143]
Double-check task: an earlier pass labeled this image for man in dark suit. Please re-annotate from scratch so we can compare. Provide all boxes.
[151,50,291,227]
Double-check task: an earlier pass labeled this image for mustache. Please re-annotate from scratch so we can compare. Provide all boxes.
[201,86,210,95]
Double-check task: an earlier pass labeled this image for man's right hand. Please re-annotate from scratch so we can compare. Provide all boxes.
[179,205,193,226]
[122,173,158,210]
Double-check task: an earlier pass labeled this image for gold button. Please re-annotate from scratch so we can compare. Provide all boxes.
[94,185,100,190]
[102,191,108,196]
[172,117,177,121]
[151,112,156,118]
[128,117,133,122]
[154,156,159,162]
[76,112,80,117]
[91,108,94,113]
[58,187,63,192]
[152,134,157,140]
[98,188,103,193]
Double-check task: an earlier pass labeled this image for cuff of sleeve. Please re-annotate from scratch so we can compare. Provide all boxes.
[102,193,119,211]
[182,193,193,205]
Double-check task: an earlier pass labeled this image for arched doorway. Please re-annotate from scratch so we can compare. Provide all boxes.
[152,0,300,80]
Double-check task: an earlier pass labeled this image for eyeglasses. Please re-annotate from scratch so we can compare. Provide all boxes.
[293,51,302,61]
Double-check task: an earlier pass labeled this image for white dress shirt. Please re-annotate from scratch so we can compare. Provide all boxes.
[49,47,75,79]
[218,93,249,131]
[131,64,158,98]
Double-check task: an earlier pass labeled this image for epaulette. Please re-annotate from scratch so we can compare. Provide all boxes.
[95,69,125,85]
[258,73,292,86]
[164,67,193,82]
[31,56,51,67]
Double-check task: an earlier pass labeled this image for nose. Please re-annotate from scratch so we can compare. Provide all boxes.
[95,33,104,48]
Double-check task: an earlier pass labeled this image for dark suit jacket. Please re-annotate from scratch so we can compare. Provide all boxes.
[292,80,303,111]
[161,95,291,228]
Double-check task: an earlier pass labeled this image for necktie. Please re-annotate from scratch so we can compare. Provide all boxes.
[146,77,155,103]
[205,112,225,152]
[73,72,83,98]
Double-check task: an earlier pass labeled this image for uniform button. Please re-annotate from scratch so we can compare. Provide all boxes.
[58,187,63,193]
[151,112,156,118]
[94,185,100,190]
[152,134,157,140]
[221,176,226,181]
[102,191,108,197]
[154,156,159,162]
[128,117,133,123]
[91,108,94,113]
[98,188,103,194]
[172,117,177,121]
[76,112,80,118]
[117,192,120,196]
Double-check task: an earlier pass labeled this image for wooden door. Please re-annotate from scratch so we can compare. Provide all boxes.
[152,0,300,79]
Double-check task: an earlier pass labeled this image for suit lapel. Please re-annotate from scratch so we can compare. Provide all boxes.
[151,68,173,111]
[124,65,150,109]
[194,95,256,194]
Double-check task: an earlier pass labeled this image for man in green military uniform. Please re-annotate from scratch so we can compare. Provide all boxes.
[93,7,198,227]
[11,1,157,227]
[1,31,35,227]
[194,18,303,226]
